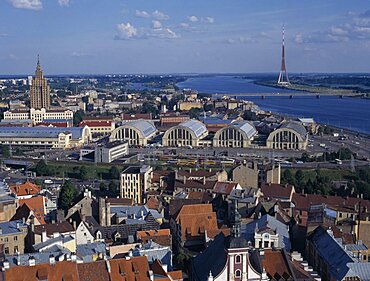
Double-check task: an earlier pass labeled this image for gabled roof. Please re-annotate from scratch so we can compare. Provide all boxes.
[10,181,40,197]
[213,182,239,195]
[261,183,294,201]
[109,256,151,281]
[34,221,75,236]
[19,196,46,224]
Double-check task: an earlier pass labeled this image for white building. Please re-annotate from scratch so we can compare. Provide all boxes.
[3,108,73,125]
[95,141,129,163]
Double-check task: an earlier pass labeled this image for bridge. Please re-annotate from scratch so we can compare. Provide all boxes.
[211,92,364,99]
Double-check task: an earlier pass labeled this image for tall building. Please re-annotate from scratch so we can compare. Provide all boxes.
[277,26,290,86]
[30,56,51,110]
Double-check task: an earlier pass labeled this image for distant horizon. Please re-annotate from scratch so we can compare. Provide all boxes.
[1,72,370,79]
[1,1,370,74]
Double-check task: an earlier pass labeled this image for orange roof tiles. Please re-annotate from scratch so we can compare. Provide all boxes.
[10,181,40,197]
[19,196,46,224]
[109,256,151,281]
[176,204,224,240]
[4,261,79,281]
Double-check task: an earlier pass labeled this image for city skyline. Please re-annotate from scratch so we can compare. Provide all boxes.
[1,0,370,74]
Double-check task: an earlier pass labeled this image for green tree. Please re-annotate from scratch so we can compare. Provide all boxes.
[109,166,120,180]
[35,160,49,176]
[73,110,85,127]
[58,180,78,210]
[108,180,119,197]
[188,108,203,119]
[0,144,11,158]
[295,170,305,190]
[282,169,294,185]
[79,166,95,180]
[99,182,107,192]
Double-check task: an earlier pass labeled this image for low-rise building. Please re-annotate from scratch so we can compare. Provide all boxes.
[79,117,115,135]
[162,120,208,147]
[0,220,28,255]
[266,121,308,150]
[0,126,91,149]
[94,141,129,163]
[3,108,73,125]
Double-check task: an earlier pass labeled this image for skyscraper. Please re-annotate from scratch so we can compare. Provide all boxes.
[30,56,50,110]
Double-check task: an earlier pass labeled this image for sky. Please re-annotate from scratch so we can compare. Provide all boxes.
[1,0,370,74]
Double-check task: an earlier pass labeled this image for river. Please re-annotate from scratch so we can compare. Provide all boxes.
[176,75,370,134]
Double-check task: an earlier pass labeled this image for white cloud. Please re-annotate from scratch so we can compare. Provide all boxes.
[152,10,169,20]
[150,28,179,39]
[203,17,215,24]
[180,22,189,28]
[152,20,162,29]
[115,23,138,40]
[58,0,69,6]
[330,26,348,36]
[135,10,150,18]
[188,15,199,22]
[71,52,95,57]
[8,0,42,10]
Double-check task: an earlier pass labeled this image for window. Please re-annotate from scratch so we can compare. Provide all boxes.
[4,247,9,254]
[264,241,269,248]
[339,213,343,218]
[14,236,17,241]
[14,246,18,253]
[235,255,241,264]
[4,238,8,243]
[235,270,241,278]
[364,255,367,261]
[271,242,275,248]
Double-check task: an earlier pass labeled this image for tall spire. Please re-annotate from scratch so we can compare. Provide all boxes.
[277,25,290,86]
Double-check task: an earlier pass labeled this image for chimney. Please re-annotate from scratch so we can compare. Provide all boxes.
[28,256,36,267]
[49,254,55,265]
[41,230,47,242]
[3,260,9,270]
[149,270,154,281]
[105,260,111,273]
[71,253,77,262]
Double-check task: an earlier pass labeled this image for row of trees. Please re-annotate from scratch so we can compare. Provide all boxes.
[282,167,370,199]
[34,160,121,181]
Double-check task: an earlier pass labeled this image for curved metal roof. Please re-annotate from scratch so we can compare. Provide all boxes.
[0,126,87,140]
[280,121,307,138]
[228,121,257,139]
[178,120,207,138]
[122,119,157,138]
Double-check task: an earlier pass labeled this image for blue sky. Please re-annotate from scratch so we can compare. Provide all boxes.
[1,0,370,74]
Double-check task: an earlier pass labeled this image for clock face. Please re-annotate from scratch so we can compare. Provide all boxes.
[263,233,269,239]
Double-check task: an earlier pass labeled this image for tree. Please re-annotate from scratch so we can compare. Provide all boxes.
[99,182,107,192]
[108,180,119,197]
[79,166,95,180]
[58,180,78,211]
[282,169,294,185]
[73,110,85,127]
[188,108,203,119]
[295,170,305,189]
[109,166,120,180]
[35,160,49,176]
[0,144,10,158]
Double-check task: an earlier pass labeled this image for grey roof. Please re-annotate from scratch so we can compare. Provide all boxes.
[228,120,257,139]
[132,241,172,270]
[178,120,207,138]
[347,263,370,281]
[345,243,368,252]
[76,242,106,262]
[309,227,353,280]
[5,248,71,267]
[280,121,307,138]
[241,214,291,250]
[111,205,162,221]
[0,126,87,140]
[0,220,27,236]
[122,119,157,137]
[33,235,74,251]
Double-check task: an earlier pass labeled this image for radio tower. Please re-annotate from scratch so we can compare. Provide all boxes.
[277,26,290,86]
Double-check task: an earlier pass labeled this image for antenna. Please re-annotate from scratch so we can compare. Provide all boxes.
[277,25,290,86]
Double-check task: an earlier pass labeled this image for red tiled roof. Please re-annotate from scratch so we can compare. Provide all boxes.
[213,182,238,195]
[146,197,159,210]
[19,196,46,224]
[122,113,152,121]
[4,261,79,281]
[105,198,133,205]
[77,260,110,281]
[109,256,151,281]
[261,183,294,200]
[79,120,112,127]
[34,221,74,235]
[292,193,370,212]
[176,204,224,240]
[10,181,40,197]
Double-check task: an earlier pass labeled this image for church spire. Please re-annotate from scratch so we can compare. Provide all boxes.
[230,199,241,238]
